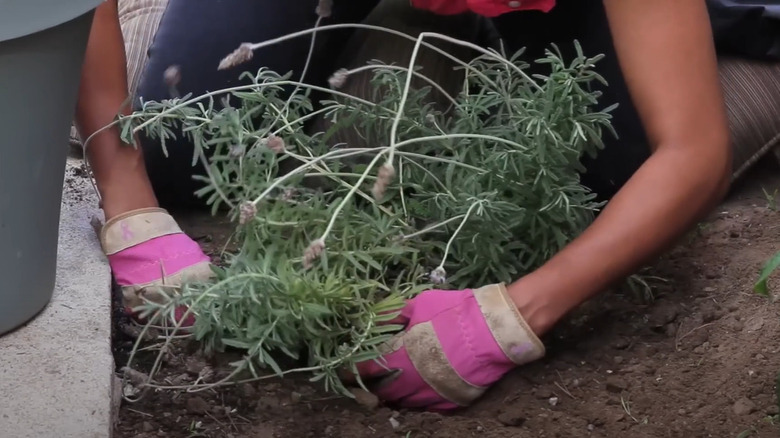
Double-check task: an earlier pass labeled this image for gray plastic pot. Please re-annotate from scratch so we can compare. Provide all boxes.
[0,0,104,335]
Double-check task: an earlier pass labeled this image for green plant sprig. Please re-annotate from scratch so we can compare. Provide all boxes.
[116,20,616,398]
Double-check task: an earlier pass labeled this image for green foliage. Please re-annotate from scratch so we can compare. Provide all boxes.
[117,36,615,395]
[755,251,780,296]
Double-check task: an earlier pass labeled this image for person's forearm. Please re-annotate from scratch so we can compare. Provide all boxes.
[507,142,731,336]
[75,0,131,137]
[74,0,158,218]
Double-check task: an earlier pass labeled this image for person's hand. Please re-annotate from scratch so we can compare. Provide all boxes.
[355,283,545,410]
[98,207,214,326]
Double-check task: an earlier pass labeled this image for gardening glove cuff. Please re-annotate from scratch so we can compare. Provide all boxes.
[99,207,213,313]
[357,283,545,410]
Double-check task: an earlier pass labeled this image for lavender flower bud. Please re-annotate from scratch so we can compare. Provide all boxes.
[265,135,286,154]
[371,162,395,200]
[228,143,244,158]
[303,238,326,269]
[238,201,257,225]
[163,65,181,87]
[218,43,254,70]
[316,0,333,17]
[430,267,447,285]
[328,68,349,89]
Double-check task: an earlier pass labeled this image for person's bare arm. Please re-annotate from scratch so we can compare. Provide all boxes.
[508,0,732,335]
[75,0,158,218]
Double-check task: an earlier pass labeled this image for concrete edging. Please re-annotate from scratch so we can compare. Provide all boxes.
[0,158,116,438]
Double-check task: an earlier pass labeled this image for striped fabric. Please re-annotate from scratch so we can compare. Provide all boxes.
[70,0,168,149]
[118,0,170,100]
[717,56,780,179]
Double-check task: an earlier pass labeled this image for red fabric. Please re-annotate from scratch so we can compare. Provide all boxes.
[411,0,556,17]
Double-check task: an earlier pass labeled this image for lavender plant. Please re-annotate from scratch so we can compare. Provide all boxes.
[110,23,616,396]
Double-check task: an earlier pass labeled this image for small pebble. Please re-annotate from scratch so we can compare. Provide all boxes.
[549,397,559,407]
[613,356,624,364]
[389,417,401,430]
[587,424,595,431]
[142,421,154,432]
[732,397,756,416]
[605,376,628,393]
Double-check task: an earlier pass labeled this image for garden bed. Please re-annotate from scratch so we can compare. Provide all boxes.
[110,158,780,438]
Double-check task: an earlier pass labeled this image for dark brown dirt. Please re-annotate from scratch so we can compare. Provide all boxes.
[113,159,780,438]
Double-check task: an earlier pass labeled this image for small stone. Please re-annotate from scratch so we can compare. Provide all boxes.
[549,397,559,407]
[186,396,210,414]
[756,354,766,360]
[678,408,686,416]
[732,397,756,415]
[349,388,379,410]
[389,417,401,429]
[613,356,624,365]
[476,425,484,432]
[605,376,628,394]
[142,421,155,432]
[324,425,335,435]
[744,317,765,333]
[497,412,526,427]
[587,424,595,431]
[703,287,716,292]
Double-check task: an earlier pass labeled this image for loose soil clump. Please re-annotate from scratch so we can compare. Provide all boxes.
[112,160,780,438]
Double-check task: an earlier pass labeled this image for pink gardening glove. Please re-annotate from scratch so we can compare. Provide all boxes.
[99,207,214,326]
[410,0,556,17]
[355,283,545,410]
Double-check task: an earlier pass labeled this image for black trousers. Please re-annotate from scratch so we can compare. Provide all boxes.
[135,0,649,209]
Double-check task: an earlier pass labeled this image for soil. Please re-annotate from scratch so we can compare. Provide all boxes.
[111,158,780,438]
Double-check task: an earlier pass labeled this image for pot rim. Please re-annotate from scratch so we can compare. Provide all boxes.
[0,0,105,42]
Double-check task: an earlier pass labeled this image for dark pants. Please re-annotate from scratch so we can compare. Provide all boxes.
[135,0,650,209]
